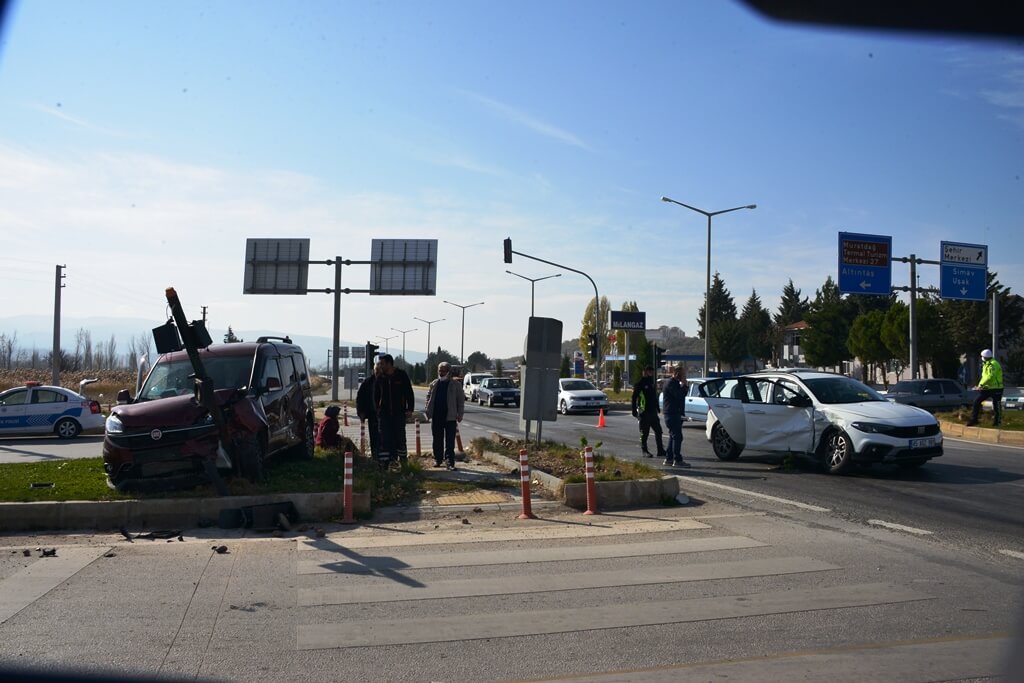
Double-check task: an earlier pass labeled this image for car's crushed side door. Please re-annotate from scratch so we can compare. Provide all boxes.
[700,378,746,445]
[742,379,815,453]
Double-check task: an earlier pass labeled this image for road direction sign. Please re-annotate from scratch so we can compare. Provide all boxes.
[940,240,988,301]
[838,232,892,296]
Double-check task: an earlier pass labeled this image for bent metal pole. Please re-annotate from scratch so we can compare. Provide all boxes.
[517,449,536,520]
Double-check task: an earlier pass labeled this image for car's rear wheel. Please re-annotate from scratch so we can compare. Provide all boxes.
[822,429,854,475]
[54,418,81,439]
[711,423,742,460]
[238,433,266,483]
[295,417,315,460]
[488,396,494,407]
[559,400,569,415]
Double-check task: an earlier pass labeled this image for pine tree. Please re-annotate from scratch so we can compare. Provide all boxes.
[774,279,809,327]
[739,289,773,365]
[696,272,737,340]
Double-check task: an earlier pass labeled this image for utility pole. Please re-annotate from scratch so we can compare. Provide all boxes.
[201,306,208,323]
[52,264,66,386]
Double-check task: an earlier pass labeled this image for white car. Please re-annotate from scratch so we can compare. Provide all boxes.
[700,371,942,474]
[557,378,609,415]
[658,378,710,423]
[0,381,105,439]
[1002,387,1021,411]
[463,372,493,401]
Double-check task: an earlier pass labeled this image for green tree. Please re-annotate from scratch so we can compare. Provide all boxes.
[847,310,889,385]
[223,326,243,343]
[774,279,810,327]
[426,346,459,379]
[881,302,909,377]
[494,358,504,377]
[739,289,772,365]
[697,272,737,340]
[937,272,1024,358]
[802,277,851,370]
[466,351,491,372]
[612,364,622,393]
[560,353,571,378]
[711,319,747,371]
[632,341,652,384]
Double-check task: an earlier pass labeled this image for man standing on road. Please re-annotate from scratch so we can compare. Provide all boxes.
[374,354,415,464]
[356,361,381,457]
[968,349,1003,427]
[425,361,465,470]
[631,366,666,460]
[661,365,691,468]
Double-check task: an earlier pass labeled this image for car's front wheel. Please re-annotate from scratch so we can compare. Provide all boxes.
[295,417,315,460]
[711,422,742,460]
[559,399,569,415]
[238,433,266,483]
[822,429,854,475]
[54,417,81,439]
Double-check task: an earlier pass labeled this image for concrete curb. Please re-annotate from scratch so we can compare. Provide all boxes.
[475,444,679,510]
[939,420,1024,447]
[0,491,370,533]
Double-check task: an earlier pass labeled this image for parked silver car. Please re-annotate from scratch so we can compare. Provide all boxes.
[883,379,976,412]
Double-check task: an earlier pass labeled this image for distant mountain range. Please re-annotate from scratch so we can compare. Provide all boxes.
[0,315,426,369]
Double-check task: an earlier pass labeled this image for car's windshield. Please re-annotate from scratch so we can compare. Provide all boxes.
[486,379,515,389]
[140,356,254,401]
[1004,387,1022,397]
[562,380,597,391]
[802,377,888,404]
[890,381,922,393]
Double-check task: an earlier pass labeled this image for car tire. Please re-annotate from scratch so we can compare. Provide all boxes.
[238,433,266,483]
[711,422,742,460]
[54,417,81,440]
[514,400,520,408]
[559,399,569,415]
[821,429,854,475]
[295,417,315,460]
[488,396,494,407]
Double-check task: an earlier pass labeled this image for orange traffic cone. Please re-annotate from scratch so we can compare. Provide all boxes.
[596,409,606,428]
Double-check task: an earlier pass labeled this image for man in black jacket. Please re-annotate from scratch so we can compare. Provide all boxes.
[356,361,381,457]
[661,365,691,468]
[631,366,666,459]
[373,354,415,463]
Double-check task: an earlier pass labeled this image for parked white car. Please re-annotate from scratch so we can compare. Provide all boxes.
[700,370,942,474]
[557,378,608,415]
[462,372,493,401]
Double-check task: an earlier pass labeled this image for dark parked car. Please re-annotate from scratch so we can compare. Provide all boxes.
[477,377,520,407]
[883,379,976,412]
[103,337,315,490]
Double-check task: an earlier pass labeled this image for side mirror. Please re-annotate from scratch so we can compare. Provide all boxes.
[116,389,131,404]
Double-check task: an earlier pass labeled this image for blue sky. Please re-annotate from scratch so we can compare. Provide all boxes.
[1,1,1021,360]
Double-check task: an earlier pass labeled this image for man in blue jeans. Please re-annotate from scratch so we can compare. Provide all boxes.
[661,365,691,468]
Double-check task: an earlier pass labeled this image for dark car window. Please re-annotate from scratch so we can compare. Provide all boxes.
[488,378,516,389]
[924,380,942,394]
[32,390,67,404]
[941,381,963,394]
[279,355,297,385]
[803,377,887,404]
[260,356,282,388]
[891,381,920,393]
[1,389,29,406]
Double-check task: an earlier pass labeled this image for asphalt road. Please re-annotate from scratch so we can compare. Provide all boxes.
[0,433,104,464]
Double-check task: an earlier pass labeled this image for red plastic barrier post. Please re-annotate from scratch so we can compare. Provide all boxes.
[583,445,598,515]
[455,427,464,454]
[517,448,536,520]
[359,419,366,454]
[415,418,422,457]
[343,404,349,427]
[342,450,355,524]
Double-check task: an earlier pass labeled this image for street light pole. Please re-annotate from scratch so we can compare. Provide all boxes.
[661,196,756,378]
[413,317,445,370]
[391,327,417,366]
[505,271,561,317]
[376,334,397,355]
[443,300,484,364]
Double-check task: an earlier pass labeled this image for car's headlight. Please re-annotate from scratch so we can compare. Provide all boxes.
[851,421,897,435]
[105,414,124,434]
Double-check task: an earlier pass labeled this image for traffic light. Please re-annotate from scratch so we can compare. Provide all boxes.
[503,237,513,264]
[365,342,379,375]
[588,333,599,361]
[652,344,665,369]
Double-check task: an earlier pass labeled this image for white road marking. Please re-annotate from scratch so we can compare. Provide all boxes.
[998,549,1024,560]
[867,519,933,535]
[675,476,831,512]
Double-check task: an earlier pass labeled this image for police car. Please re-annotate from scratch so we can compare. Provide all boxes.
[0,381,105,439]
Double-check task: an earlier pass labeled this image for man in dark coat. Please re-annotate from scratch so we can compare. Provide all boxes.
[631,366,666,459]
[356,362,381,457]
[373,354,415,463]
[661,365,691,468]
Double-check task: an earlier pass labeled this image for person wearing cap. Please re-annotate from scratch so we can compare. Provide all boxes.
[425,361,465,470]
[631,366,666,459]
[967,349,1004,427]
[315,405,342,449]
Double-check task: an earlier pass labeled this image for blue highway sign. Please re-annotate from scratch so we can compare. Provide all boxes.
[838,232,892,296]
[940,241,988,301]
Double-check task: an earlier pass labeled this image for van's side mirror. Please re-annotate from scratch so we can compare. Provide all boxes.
[116,389,131,404]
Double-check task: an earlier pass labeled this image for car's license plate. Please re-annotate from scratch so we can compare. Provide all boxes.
[910,438,935,449]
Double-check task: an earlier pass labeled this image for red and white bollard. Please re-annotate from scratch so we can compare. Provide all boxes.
[583,445,598,515]
[455,426,464,454]
[359,419,366,455]
[343,404,349,427]
[517,448,536,520]
[342,450,355,524]
[415,418,422,457]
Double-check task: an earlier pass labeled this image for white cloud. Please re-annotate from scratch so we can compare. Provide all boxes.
[458,90,591,151]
